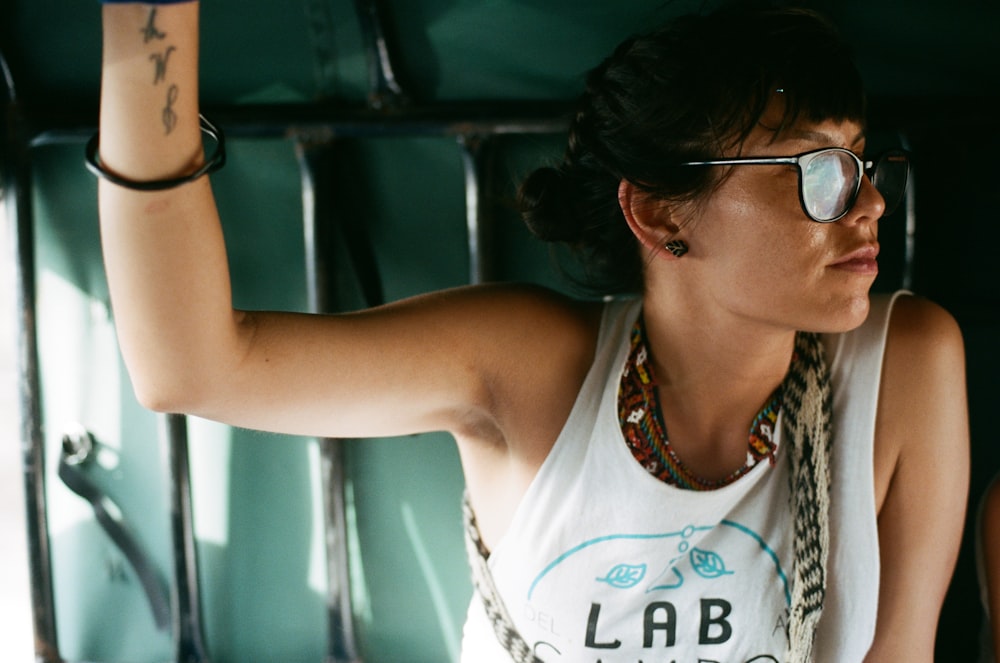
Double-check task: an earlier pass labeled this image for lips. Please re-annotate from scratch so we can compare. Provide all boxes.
[830,244,879,274]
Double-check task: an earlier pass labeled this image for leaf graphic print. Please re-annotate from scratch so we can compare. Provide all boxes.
[690,548,733,579]
[596,563,647,589]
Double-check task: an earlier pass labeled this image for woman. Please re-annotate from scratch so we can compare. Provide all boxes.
[92,1,968,661]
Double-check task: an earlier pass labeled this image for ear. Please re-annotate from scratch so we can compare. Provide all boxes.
[618,179,682,258]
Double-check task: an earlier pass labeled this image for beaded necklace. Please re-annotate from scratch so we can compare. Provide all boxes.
[618,314,782,490]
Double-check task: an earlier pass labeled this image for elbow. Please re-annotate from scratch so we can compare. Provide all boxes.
[121,311,255,416]
[129,371,199,414]
[124,351,216,415]
[124,345,246,418]
[133,387,182,415]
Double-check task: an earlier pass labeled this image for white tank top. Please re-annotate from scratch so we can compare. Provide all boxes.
[461,292,902,663]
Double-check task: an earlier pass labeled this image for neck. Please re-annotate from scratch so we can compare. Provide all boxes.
[640,292,796,478]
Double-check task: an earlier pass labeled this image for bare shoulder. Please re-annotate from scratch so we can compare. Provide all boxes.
[404,282,605,433]
[874,294,968,507]
[878,293,967,442]
[434,281,601,325]
[448,282,605,412]
[397,282,603,352]
[885,293,964,358]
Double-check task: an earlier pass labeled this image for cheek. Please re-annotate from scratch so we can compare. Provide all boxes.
[690,166,831,270]
[698,185,812,262]
[749,224,829,286]
[693,195,828,292]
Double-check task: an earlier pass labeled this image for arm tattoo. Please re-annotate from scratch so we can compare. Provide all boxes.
[141,9,167,43]
[137,10,181,135]
[162,84,179,135]
[150,46,176,85]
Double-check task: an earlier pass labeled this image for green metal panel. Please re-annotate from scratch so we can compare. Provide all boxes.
[33,144,173,662]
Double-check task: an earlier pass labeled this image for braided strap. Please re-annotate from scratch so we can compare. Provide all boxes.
[462,495,544,663]
[782,331,833,663]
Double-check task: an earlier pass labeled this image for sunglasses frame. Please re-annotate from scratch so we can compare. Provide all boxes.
[681,147,911,223]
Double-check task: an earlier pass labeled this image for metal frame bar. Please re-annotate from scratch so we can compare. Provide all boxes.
[458,134,496,285]
[296,141,364,663]
[353,0,408,109]
[163,414,211,663]
[30,101,571,147]
[2,50,62,663]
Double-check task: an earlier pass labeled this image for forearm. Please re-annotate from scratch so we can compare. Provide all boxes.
[98,2,242,410]
[99,3,201,178]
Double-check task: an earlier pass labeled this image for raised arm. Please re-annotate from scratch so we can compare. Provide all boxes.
[98,2,240,412]
[96,3,598,446]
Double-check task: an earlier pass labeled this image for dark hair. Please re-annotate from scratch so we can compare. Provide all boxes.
[519,3,867,295]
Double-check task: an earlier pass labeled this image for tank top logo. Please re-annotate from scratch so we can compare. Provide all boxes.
[520,520,790,660]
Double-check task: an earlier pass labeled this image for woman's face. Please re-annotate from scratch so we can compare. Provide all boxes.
[676,109,884,334]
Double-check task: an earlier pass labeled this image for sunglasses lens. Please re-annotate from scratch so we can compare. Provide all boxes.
[872,151,909,217]
[802,150,859,222]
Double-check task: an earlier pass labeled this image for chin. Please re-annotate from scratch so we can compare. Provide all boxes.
[828,290,871,333]
[808,290,873,334]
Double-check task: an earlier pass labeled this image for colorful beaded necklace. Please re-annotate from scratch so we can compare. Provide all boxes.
[618,314,782,490]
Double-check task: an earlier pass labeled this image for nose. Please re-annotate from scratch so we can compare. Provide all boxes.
[841,174,885,225]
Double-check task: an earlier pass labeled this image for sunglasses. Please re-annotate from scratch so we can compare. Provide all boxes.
[681,147,911,223]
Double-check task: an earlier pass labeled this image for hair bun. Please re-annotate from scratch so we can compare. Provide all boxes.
[518,166,584,243]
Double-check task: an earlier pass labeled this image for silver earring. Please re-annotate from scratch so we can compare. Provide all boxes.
[665,239,689,258]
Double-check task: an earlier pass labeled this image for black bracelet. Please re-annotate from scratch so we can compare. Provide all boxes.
[85,114,226,191]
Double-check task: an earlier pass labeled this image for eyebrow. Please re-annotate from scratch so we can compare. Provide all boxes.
[786,128,866,147]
